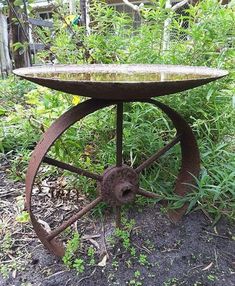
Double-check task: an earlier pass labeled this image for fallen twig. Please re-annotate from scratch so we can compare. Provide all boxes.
[214,248,219,269]
[99,219,109,259]
[0,190,20,198]
[77,268,96,284]
[203,230,230,240]
[187,264,204,274]
[43,270,69,281]
[133,242,151,254]
[202,262,213,271]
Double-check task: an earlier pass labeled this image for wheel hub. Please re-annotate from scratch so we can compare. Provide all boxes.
[100,165,139,206]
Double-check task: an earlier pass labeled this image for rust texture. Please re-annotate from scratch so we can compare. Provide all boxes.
[13,64,227,257]
[101,165,139,206]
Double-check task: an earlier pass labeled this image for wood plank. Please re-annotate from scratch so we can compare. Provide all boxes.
[29,18,53,28]
[29,43,48,51]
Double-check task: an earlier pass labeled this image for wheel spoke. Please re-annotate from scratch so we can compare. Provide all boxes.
[135,134,181,174]
[43,156,102,181]
[47,196,102,241]
[136,188,160,199]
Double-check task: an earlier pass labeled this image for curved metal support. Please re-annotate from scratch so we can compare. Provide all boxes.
[140,99,200,222]
[25,99,113,256]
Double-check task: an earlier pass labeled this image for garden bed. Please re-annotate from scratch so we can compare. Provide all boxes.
[0,158,234,286]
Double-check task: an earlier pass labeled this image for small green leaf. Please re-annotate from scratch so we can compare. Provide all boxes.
[206,88,214,101]
[0,109,6,116]
[12,42,25,51]
[16,211,30,223]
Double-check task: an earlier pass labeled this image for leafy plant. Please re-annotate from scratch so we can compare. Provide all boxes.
[73,258,85,274]
[62,232,81,267]
[15,211,30,223]
[87,246,96,266]
[138,254,149,266]
[115,228,132,250]
[128,270,143,286]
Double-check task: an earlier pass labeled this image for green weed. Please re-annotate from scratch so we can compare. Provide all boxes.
[62,232,81,268]
[138,254,149,266]
[127,270,143,286]
[62,232,99,274]
[87,246,96,266]
[73,258,85,274]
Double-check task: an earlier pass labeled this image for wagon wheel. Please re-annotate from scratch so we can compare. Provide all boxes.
[25,98,200,257]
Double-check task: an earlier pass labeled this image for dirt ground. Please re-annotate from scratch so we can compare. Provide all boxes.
[0,158,235,286]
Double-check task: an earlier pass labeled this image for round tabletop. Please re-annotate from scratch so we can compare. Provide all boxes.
[13,64,228,100]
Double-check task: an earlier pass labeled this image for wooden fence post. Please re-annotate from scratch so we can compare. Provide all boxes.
[8,0,30,69]
[0,5,12,78]
[80,0,91,35]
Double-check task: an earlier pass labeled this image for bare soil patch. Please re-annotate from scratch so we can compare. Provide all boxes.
[0,158,235,286]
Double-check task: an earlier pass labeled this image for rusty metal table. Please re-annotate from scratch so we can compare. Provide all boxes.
[14,64,227,257]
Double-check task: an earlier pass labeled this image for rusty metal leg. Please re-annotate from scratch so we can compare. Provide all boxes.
[26,99,114,257]
[116,102,123,167]
[115,206,122,228]
[115,103,124,226]
[135,99,200,222]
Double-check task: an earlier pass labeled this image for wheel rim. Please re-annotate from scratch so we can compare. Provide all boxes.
[26,98,200,256]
